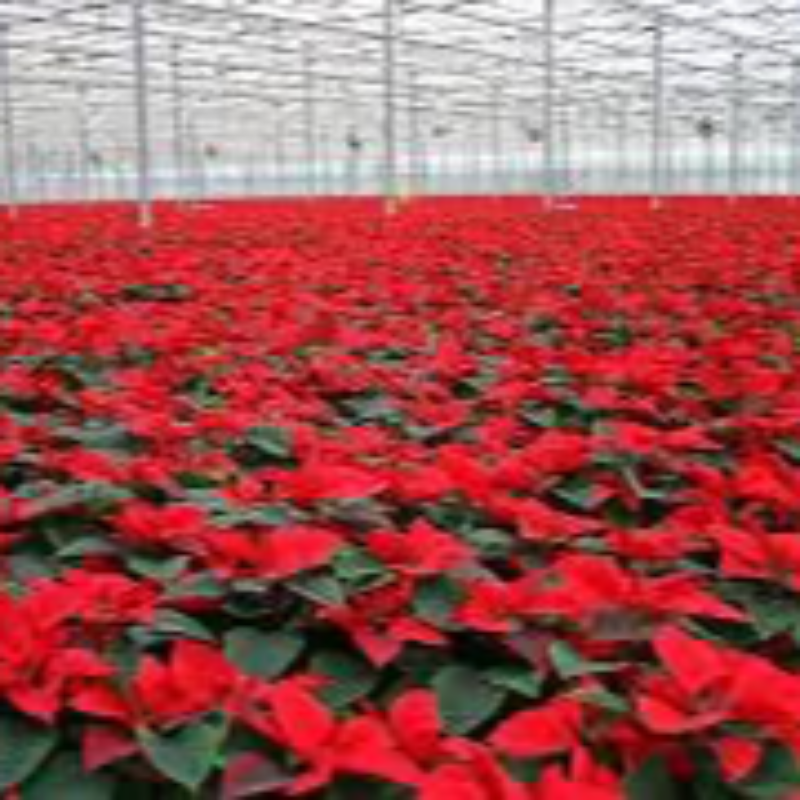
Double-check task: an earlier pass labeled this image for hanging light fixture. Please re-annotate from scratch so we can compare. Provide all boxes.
[346,127,364,152]
[696,116,717,140]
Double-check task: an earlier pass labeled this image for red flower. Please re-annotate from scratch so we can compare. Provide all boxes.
[74,640,239,728]
[491,697,583,758]
[321,580,445,666]
[204,525,343,580]
[256,680,422,793]
[270,462,388,503]
[532,555,744,624]
[367,520,473,576]
[513,498,597,541]
[0,593,112,723]
[113,502,211,549]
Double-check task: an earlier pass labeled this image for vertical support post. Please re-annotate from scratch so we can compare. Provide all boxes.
[303,45,317,197]
[171,41,186,201]
[676,119,685,195]
[131,0,153,228]
[183,118,194,199]
[616,96,628,196]
[320,127,329,197]
[112,147,124,201]
[274,103,285,196]
[77,86,92,201]
[674,115,686,195]
[383,0,399,213]
[0,23,18,218]
[664,114,673,197]
[560,88,572,197]
[790,58,800,199]
[409,70,424,196]
[477,114,489,195]
[29,143,40,202]
[650,16,665,210]
[701,121,715,195]
[34,144,45,203]
[45,148,55,202]
[728,51,744,203]
[64,149,73,201]
[542,0,556,208]
[55,148,65,201]
[346,131,359,196]
[491,85,503,196]
[772,115,783,197]
[19,141,29,204]
[65,150,76,201]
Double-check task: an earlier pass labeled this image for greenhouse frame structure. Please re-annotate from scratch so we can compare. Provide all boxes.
[1,0,800,225]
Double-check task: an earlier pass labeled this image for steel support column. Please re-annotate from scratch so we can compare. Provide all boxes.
[0,24,18,218]
[131,0,153,228]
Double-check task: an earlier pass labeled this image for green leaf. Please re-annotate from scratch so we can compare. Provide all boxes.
[754,598,799,640]
[737,743,800,798]
[541,367,573,388]
[503,757,543,784]
[27,483,132,517]
[9,552,57,582]
[311,650,378,710]
[413,575,465,628]
[128,554,190,581]
[138,716,228,792]
[620,466,672,502]
[593,449,638,471]
[693,770,742,800]
[697,785,739,800]
[484,665,542,699]
[58,423,138,453]
[250,426,293,457]
[777,438,800,464]
[326,776,413,800]
[364,346,412,365]
[573,686,630,714]
[336,394,404,427]
[550,640,623,679]
[106,639,141,682]
[23,751,116,800]
[176,471,221,490]
[0,713,58,790]
[625,755,683,800]
[122,283,193,303]
[552,479,604,512]
[181,489,235,512]
[233,426,294,468]
[164,572,227,602]
[224,629,305,679]
[334,548,392,590]
[461,527,515,558]
[288,572,346,606]
[434,665,505,735]
[215,505,292,529]
[57,537,118,560]
[716,582,800,641]
[131,609,215,645]
[520,404,560,428]
[322,498,389,530]
[595,320,635,349]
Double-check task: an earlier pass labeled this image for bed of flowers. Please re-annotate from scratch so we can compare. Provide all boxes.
[1,197,800,798]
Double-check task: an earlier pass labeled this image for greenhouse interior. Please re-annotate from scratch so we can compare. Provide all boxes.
[2,1,800,798]
[3,0,800,210]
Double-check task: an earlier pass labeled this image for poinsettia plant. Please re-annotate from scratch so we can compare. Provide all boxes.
[0,197,799,798]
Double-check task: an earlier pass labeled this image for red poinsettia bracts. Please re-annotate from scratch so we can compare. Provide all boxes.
[0,198,798,795]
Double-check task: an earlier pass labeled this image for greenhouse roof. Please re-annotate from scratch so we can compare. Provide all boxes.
[1,0,798,155]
